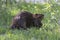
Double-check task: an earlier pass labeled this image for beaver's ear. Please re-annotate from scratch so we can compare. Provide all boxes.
[36,14,44,18]
[32,14,41,18]
[33,14,37,18]
[33,14,41,18]
[40,14,44,18]
[33,14,44,18]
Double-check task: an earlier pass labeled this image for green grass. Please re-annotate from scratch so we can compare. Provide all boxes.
[0,27,60,40]
[0,2,60,40]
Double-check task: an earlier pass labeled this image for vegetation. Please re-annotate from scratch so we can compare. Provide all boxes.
[0,0,60,40]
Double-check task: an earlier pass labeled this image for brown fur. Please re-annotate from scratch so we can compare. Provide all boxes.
[10,11,44,29]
